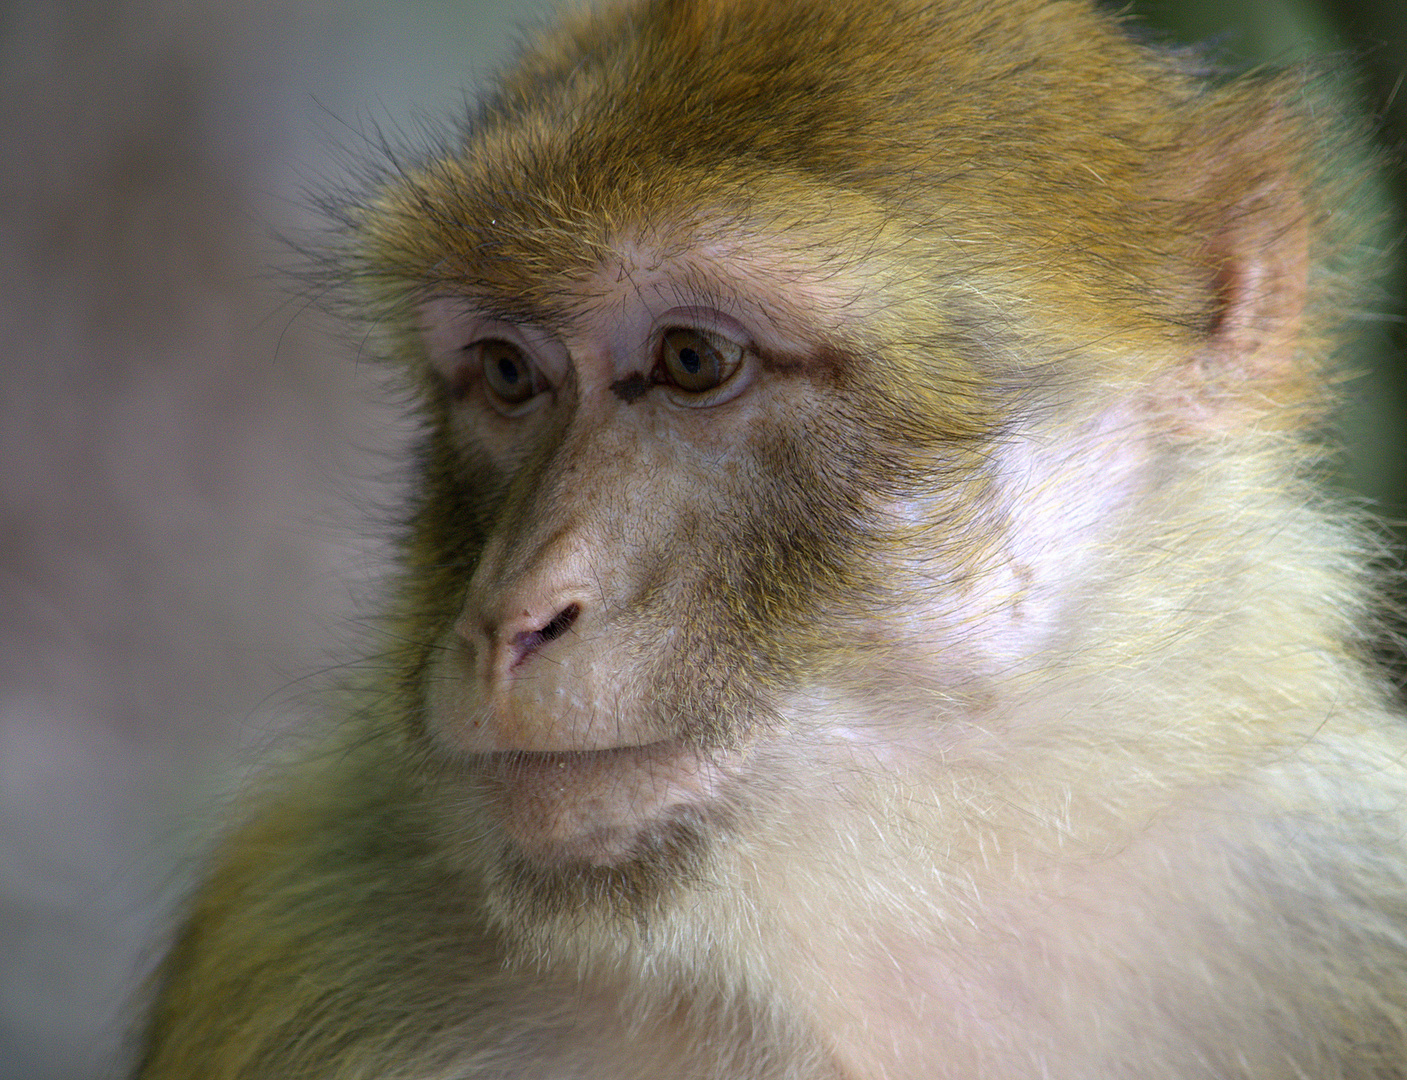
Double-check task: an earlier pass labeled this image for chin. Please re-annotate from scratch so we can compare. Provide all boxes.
[488,803,722,931]
[426,734,743,927]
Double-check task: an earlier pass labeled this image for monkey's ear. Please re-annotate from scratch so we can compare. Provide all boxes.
[1204,183,1309,381]
[1173,117,1317,426]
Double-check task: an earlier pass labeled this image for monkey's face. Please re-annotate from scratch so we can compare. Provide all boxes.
[395,229,1025,926]
[338,0,1325,979]
[360,0,1218,933]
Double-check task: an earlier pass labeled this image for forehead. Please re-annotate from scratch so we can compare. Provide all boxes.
[354,0,1212,366]
[559,229,893,342]
[370,152,915,343]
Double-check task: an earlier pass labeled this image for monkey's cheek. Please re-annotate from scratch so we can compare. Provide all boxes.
[477,743,729,865]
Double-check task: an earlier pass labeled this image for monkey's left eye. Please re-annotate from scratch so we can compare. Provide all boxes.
[470,339,546,411]
[657,327,744,395]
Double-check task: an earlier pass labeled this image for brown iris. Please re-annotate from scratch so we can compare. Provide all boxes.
[475,340,540,406]
[658,328,743,393]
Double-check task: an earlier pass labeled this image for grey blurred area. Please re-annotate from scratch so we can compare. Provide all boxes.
[0,1,1399,1079]
[0,2,541,1077]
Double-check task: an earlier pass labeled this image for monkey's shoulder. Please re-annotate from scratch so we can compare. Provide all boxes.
[134,736,559,1079]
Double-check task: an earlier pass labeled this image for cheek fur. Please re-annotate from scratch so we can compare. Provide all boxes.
[878,401,1156,682]
[646,397,927,699]
[393,437,506,718]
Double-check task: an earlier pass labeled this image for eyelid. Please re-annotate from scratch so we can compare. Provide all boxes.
[647,307,753,351]
[419,301,569,389]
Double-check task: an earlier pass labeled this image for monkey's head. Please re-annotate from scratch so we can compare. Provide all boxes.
[346,0,1345,947]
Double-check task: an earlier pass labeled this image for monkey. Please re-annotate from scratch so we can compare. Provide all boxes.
[130,0,1407,1076]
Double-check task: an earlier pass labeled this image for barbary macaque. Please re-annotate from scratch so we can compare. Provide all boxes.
[132,0,1407,1076]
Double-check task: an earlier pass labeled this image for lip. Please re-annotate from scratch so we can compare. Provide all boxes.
[468,740,729,865]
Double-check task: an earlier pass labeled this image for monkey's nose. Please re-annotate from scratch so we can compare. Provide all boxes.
[505,603,581,670]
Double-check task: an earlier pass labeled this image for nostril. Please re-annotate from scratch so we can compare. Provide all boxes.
[508,603,581,669]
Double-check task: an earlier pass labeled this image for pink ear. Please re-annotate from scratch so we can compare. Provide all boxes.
[1152,151,1320,435]
[1205,184,1309,384]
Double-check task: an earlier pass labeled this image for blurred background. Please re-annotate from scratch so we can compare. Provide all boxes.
[0,2,1401,1078]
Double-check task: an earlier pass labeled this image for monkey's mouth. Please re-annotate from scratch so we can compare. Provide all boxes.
[469,740,730,866]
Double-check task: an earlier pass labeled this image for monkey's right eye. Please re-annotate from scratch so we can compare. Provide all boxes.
[469,339,545,411]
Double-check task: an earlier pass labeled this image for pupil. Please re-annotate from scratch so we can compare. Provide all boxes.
[497,356,520,384]
[679,347,701,373]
